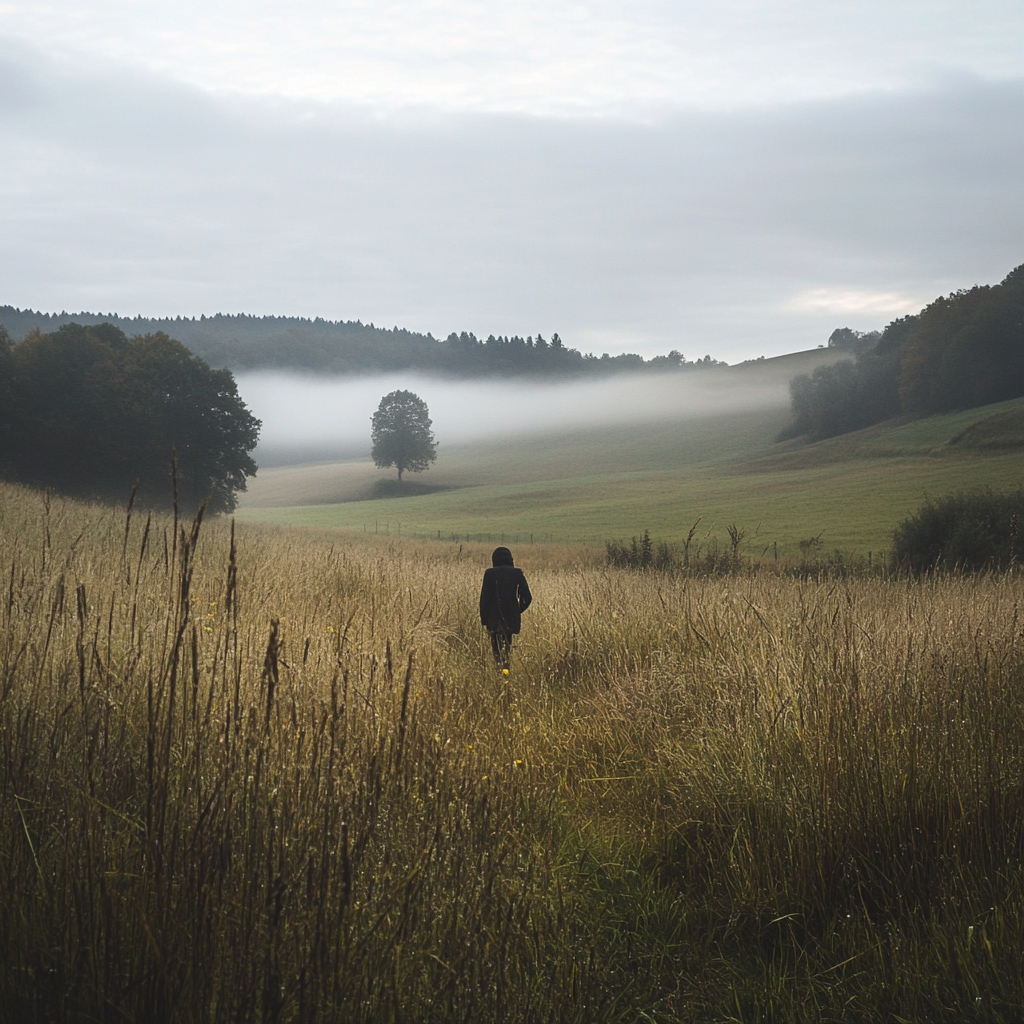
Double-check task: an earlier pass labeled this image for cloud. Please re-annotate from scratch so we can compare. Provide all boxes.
[1,39,1022,361]
[784,289,925,316]
[3,1,1024,115]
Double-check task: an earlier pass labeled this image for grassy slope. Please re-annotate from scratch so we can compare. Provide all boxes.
[6,482,1024,1020]
[237,355,1024,556]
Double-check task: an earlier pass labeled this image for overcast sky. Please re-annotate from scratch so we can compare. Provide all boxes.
[1,1,1023,362]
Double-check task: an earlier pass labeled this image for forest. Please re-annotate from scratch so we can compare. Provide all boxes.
[0,307,719,378]
[783,263,1024,440]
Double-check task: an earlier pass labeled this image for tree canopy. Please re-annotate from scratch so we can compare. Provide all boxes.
[370,390,437,483]
[0,325,13,464]
[899,265,1024,415]
[0,308,723,379]
[827,327,881,355]
[783,263,1024,441]
[0,322,261,512]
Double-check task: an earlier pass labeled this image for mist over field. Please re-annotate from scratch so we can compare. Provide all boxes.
[237,367,793,464]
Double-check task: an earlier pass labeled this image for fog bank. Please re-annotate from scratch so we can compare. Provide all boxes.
[237,368,794,464]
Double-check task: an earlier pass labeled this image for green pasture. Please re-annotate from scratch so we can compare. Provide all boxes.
[236,397,1024,557]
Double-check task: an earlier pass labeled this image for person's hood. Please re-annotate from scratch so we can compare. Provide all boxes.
[491,546,514,567]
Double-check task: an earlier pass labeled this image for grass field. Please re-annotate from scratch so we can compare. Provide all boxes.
[3,480,1024,1022]
[237,385,1024,558]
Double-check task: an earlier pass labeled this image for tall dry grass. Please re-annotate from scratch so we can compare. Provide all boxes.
[1,480,1023,1022]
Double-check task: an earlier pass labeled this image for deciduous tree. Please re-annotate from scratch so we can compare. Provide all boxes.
[3,322,260,512]
[370,390,437,483]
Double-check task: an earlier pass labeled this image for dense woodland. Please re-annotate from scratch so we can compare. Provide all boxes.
[784,263,1024,440]
[0,307,720,377]
[0,322,260,512]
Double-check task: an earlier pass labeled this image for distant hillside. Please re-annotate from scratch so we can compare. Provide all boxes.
[0,307,720,378]
[781,262,1024,441]
[948,408,1024,450]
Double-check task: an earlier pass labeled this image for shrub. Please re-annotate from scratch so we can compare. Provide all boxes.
[893,487,1024,572]
[605,530,656,569]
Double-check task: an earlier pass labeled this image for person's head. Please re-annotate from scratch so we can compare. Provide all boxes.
[491,546,514,567]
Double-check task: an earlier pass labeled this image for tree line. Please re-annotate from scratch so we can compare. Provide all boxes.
[0,308,721,377]
[782,263,1024,441]
[0,322,260,513]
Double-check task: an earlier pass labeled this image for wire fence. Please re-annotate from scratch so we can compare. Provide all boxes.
[360,522,606,546]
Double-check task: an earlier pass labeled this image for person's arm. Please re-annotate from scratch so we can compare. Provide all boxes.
[517,571,532,612]
[480,569,493,624]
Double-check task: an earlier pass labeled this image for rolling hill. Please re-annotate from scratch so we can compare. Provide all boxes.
[235,350,1024,557]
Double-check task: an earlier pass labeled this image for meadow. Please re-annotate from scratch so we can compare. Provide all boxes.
[237,394,1024,559]
[2,478,1024,1022]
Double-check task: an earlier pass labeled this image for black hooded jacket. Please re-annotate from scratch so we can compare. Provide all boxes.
[479,547,532,635]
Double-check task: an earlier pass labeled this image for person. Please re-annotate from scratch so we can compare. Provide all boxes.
[479,546,532,669]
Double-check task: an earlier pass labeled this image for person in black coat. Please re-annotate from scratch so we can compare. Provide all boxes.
[479,546,532,669]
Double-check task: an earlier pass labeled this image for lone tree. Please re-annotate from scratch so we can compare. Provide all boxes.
[370,390,437,483]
